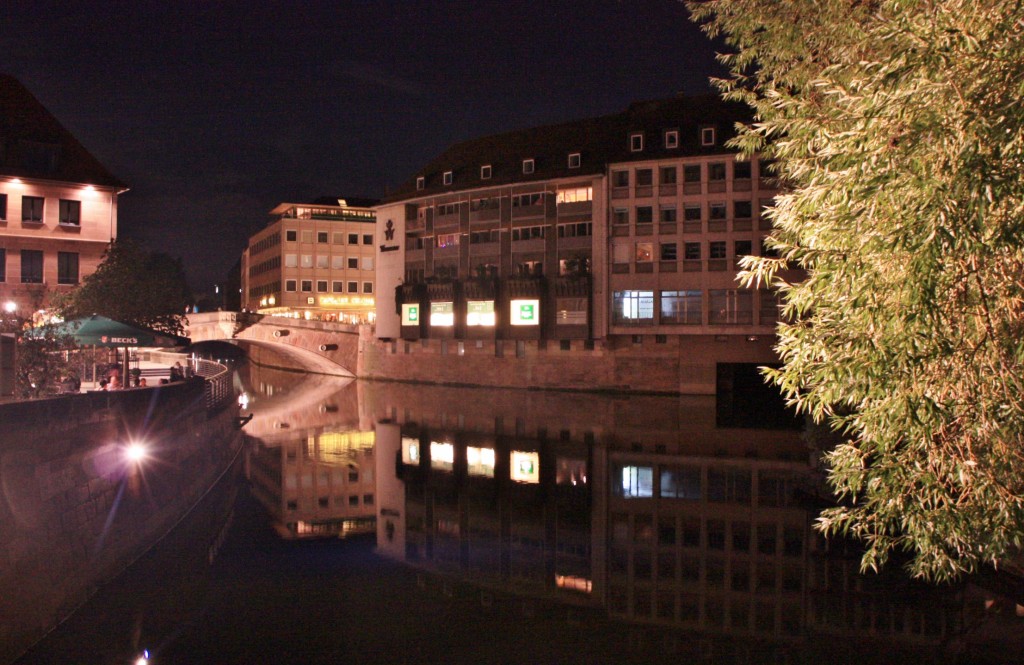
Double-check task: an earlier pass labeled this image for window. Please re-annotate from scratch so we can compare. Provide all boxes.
[20,249,42,283]
[332,256,344,270]
[709,289,754,324]
[0,248,5,282]
[665,129,679,149]
[613,208,629,227]
[630,133,644,152]
[470,229,499,244]
[443,171,453,185]
[22,196,43,222]
[683,205,701,221]
[636,206,653,224]
[416,176,425,190]
[301,280,312,292]
[684,242,701,260]
[347,281,358,292]
[54,200,82,230]
[613,290,654,325]
[512,192,543,208]
[734,161,752,179]
[710,241,727,259]
[333,232,345,244]
[347,257,358,269]
[361,256,373,270]
[735,240,753,259]
[317,232,328,243]
[709,162,727,181]
[332,281,343,292]
[301,230,313,243]
[635,169,653,187]
[300,254,313,268]
[348,233,358,244]
[701,126,716,146]
[522,158,535,174]
[660,243,677,261]
[661,290,702,325]
[613,170,629,187]
[683,164,701,183]
[616,465,654,497]
[568,152,581,168]
[284,254,297,268]
[0,193,6,220]
[661,466,701,499]
[709,203,727,220]
[363,282,373,294]
[735,200,753,218]
[285,279,297,292]
[480,164,492,179]
[363,234,373,245]
[317,280,328,292]
[436,233,460,248]
[660,207,677,223]
[557,221,592,238]
[511,225,546,241]
[286,230,297,242]
[660,166,677,185]
[470,197,499,211]
[316,255,329,268]
[57,252,78,284]
[635,242,653,263]
[556,186,592,204]
[707,469,751,504]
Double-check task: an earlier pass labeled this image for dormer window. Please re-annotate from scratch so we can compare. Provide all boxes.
[416,176,425,190]
[523,158,535,174]
[568,152,581,169]
[700,126,716,146]
[664,130,679,149]
[443,171,453,185]
[630,133,644,152]
[481,164,492,180]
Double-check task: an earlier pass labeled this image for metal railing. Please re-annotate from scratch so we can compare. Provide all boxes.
[144,350,233,411]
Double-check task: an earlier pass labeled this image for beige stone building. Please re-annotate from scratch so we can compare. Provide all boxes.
[242,197,378,322]
[0,75,127,318]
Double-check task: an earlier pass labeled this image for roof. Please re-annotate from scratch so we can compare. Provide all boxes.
[383,93,753,202]
[0,73,127,189]
[269,196,380,215]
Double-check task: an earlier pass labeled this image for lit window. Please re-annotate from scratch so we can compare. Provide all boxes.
[616,465,654,497]
[332,256,344,269]
[285,254,297,267]
[522,158,535,174]
[361,256,373,270]
[555,186,592,204]
[665,130,679,149]
[436,233,460,248]
[430,301,454,327]
[316,255,328,268]
[630,133,644,152]
[300,254,313,268]
[613,290,654,325]
[480,164,492,179]
[568,152,581,168]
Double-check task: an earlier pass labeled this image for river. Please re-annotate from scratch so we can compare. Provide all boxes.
[14,357,1024,664]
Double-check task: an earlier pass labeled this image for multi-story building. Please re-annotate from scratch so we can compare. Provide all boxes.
[0,74,127,318]
[374,95,797,392]
[241,196,378,322]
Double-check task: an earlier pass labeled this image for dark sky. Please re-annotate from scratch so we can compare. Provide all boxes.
[1,0,724,293]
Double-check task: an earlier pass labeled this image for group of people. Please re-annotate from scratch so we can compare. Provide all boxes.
[95,361,190,391]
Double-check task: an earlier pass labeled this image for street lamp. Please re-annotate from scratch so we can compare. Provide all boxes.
[3,301,16,314]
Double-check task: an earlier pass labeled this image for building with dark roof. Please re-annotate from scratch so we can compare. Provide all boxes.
[0,74,127,316]
[372,94,796,394]
[241,197,378,322]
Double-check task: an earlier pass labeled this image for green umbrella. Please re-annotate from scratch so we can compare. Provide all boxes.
[35,315,190,348]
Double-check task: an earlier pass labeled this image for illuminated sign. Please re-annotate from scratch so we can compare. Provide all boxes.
[401,304,419,325]
[320,296,375,308]
[510,299,540,326]
[467,446,496,477]
[430,301,454,327]
[466,300,495,327]
[511,450,540,483]
[101,336,140,344]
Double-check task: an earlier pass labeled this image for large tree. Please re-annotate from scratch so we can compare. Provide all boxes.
[58,239,192,335]
[690,1,1024,580]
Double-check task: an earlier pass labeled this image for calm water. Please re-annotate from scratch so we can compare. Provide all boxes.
[15,359,1024,664]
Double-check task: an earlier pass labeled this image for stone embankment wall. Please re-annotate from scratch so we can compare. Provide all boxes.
[357,328,778,395]
[0,381,242,665]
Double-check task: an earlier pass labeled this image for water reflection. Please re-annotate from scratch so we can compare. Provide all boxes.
[235,362,1024,664]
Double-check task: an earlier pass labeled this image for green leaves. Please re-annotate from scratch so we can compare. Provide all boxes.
[691,0,1024,581]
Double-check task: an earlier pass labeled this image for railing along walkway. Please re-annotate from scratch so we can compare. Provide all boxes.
[143,350,233,411]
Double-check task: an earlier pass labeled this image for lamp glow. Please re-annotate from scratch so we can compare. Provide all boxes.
[124,443,148,464]
[3,301,16,313]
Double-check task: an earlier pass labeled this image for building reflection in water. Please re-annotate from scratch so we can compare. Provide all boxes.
[230,361,1023,663]
[238,363,376,539]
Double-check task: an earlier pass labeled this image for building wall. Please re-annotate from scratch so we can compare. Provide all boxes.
[0,178,119,314]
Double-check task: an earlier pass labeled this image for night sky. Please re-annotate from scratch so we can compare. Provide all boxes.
[1,0,724,293]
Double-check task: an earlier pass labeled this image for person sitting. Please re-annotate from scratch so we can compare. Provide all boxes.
[169,362,184,381]
[108,375,122,390]
[138,378,148,388]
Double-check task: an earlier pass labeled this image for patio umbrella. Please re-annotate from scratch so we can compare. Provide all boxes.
[25,315,190,386]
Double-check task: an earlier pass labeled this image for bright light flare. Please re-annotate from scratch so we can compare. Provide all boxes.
[3,301,15,313]
[124,443,148,464]
[134,649,150,665]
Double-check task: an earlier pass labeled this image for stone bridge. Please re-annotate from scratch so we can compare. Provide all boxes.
[185,312,363,377]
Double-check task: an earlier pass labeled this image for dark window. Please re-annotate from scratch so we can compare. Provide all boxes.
[347,281,357,292]
[635,169,653,186]
[683,165,701,182]
[660,243,677,261]
[613,170,629,187]
[363,234,373,245]
[348,257,358,269]
[684,243,701,260]
[317,280,328,292]
[20,249,42,283]
[317,232,328,243]
[735,240,753,258]
[347,233,358,244]
[660,167,677,185]
[710,241,727,259]
[286,230,297,241]
[301,280,312,292]
[709,163,727,181]
[59,199,81,226]
[22,196,43,222]
[363,282,373,294]
[332,281,343,292]
[57,252,78,284]
[0,248,5,282]
[735,200,753,218]
[0,193,7,220]
[734,161,752,179]
[636,206,653,224]
[285,279,296,291]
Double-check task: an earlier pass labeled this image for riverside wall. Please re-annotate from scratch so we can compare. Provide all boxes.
[0,382,242,664]
[356,327,779,395]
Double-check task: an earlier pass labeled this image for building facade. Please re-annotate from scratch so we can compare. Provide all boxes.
[242,197,378,322]
[0,75,127,318]
[373,95,797,393]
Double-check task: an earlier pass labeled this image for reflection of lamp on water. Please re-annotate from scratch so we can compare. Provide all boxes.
[238,392,249,409]
[135,649,150,665]
[268,295,276,306]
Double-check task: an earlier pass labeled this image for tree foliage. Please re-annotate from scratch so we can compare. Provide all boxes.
[58,239,192,336]
[690,0,1024,580]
